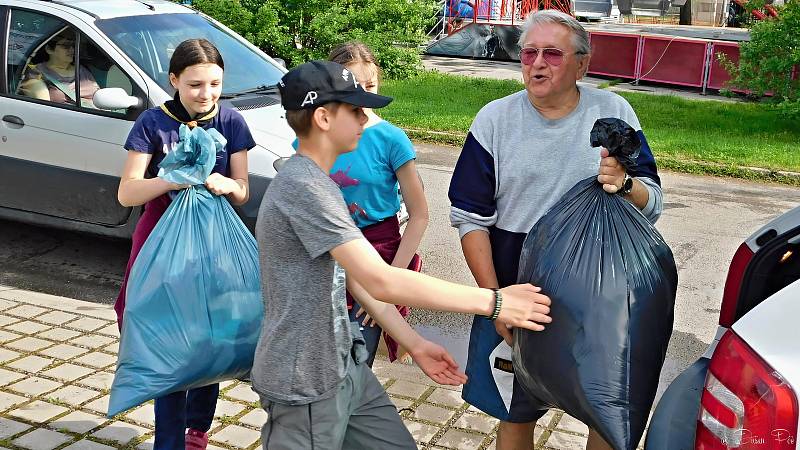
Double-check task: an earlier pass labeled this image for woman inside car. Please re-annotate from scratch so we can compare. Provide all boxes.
[18,28,99,107]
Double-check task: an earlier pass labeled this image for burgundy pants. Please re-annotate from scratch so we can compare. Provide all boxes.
[347,215,422,361]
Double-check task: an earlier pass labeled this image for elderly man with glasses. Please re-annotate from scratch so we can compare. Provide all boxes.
[448,9,663,450]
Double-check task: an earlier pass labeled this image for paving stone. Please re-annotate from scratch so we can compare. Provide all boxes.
[426,388,465,409]
[4,305,48,319]
[41,363,95,382]
[218,380,236,389]
[70,335,115,349]
[37,328,82,342]
[8,400,69,422]
[224,384,260,403]
[0,368,26,386]
[84,396,110,416]
[46,385,101,407]
[77,372,114,391]
[0,417,31,439]
[411,403,456,424]
[8,376,61,396]
[387,380,428,399]
[50,410,107,434]
[40,344,90,360]
[0,315,19,326]
[11,428,72,450]
[403,420,440,443]
[36,311,78,326]
[135,437,154,450]
[390,396,413,410]
[556,414,589,435]
[214,399,246,418]
[0,330,22,343]
[453,412,498,434]
[103,342,119,354]
[435,428,486,448]
[67,318,109,332]
[210,424,261,448]
[0,298,15,310]
[126,403,155,427]
[62,440,116,450]
[5,321,51,336]
[73,352,117,369]
[6,336,52,352]
[238,408,268,428]
[544,430,588,450]
[538,409,558,427]
[7,355,55,373]
[91,421,149,444]
[0,391,28,411]
[95,324,120,338]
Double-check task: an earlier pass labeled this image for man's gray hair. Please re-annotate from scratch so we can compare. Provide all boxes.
[517,10,591,56]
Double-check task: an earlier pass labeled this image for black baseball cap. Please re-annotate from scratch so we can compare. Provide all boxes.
[278,60,393,111]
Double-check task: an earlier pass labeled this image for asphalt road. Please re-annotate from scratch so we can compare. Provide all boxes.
[2,143,800,394]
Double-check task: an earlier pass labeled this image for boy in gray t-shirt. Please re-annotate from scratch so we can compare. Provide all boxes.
[253,60,553,450]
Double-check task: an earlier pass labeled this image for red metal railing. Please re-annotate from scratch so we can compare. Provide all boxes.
[446,0,572,33]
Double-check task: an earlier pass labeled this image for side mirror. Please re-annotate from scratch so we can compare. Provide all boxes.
[272,57,287,68]
[93,88,142,111]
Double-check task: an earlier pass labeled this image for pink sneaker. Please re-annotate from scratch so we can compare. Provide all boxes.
[185,429,208,450]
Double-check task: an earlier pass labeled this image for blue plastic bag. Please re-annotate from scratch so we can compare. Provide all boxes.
[108,124,263,417]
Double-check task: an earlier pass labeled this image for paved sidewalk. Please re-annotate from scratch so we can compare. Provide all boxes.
[0,285,611,450]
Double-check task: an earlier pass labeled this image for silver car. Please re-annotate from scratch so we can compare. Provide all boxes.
[0,0,295,238]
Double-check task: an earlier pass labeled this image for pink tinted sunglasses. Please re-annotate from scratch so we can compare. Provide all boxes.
[519,47,571,66]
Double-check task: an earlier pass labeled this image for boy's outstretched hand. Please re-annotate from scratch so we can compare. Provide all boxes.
[495,284,552,344]
[410,340,468,386]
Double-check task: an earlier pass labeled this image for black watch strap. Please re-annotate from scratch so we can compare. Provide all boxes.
[619,174,634,196]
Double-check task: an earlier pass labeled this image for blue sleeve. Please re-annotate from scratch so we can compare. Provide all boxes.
[449,132,496,217]
[630,130,660,186]
[226,111,256,153]
[124,110,156,153]
[389,128,416,171]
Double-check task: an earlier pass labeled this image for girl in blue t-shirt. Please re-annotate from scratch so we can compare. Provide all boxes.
[328,42,430,366]
[115,39,255,450]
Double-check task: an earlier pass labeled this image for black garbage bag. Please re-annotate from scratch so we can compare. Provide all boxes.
[512,118,677,450]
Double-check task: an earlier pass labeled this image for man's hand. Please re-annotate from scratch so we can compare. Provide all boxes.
[597,148,626,194]
[410,340,468,386]
[496,284,552,332]
[495,321,514,346]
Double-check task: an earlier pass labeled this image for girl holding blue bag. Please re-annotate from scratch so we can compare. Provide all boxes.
[116,38,255,450]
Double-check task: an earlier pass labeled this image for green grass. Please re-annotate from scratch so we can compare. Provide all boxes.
[381,71,800,179]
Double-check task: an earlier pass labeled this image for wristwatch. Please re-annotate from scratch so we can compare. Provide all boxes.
[618,173,634,196]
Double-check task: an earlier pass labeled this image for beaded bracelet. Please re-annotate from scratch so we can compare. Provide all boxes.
[489,288,503,321]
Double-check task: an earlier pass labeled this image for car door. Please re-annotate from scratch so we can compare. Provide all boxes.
[0,5,148,227]
[645,204,800,449]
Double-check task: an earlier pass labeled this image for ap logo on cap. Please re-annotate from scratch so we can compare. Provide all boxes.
[301,91,318,107]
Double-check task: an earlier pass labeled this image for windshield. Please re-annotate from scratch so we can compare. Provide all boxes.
[95,13,283,95]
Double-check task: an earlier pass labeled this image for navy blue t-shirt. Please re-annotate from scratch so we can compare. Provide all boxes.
[125,105,256,179]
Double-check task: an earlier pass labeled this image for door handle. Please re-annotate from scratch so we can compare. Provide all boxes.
[2,115,24,127]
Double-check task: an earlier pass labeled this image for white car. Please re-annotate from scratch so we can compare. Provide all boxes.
[0,0,295,237]
[645,205,800,449]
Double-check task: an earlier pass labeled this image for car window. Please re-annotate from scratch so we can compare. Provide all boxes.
[7,8,136,115]
[96,13,284,96]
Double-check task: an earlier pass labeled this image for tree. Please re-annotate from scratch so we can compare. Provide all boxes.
[723,0,800,118]
[190,0,438,78]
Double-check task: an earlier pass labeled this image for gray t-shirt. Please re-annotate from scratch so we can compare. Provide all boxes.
[251,154,362,405]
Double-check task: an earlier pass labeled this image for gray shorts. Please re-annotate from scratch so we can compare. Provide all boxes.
[259,329,416,450]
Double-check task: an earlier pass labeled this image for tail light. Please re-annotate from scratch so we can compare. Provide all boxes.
[719,243,754,327]
[696,330,798,449]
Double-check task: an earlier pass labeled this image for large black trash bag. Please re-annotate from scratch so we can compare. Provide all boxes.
[512,118,677,450]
